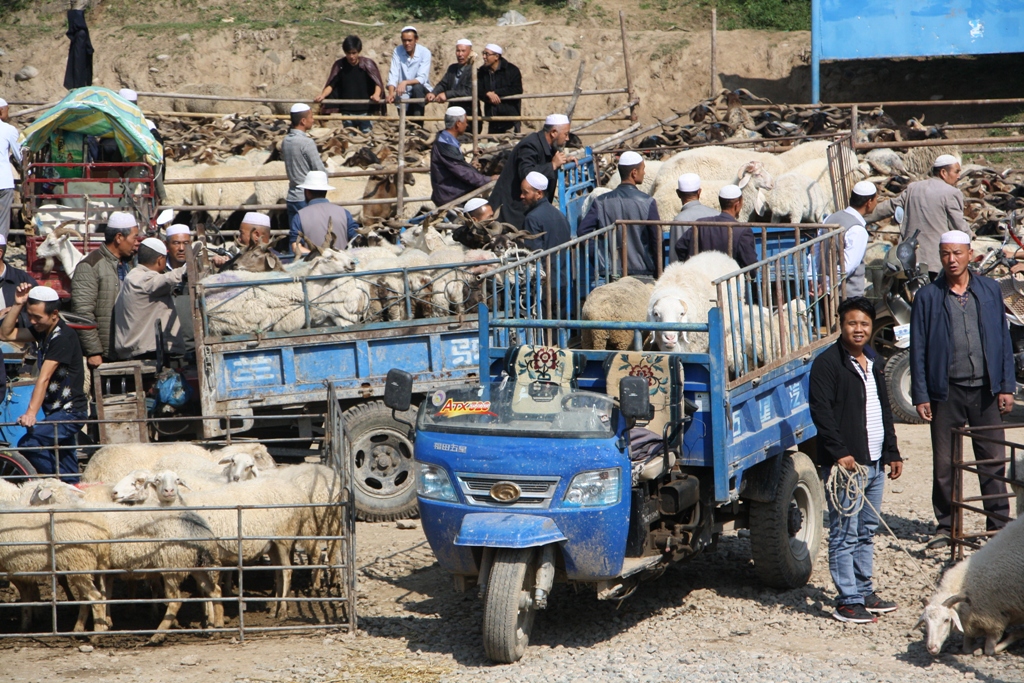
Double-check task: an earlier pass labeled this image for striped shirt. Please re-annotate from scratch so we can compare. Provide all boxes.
[849,353,883,461]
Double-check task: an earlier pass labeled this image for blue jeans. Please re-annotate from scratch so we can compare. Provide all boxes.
[826,459,885,606]
[19,410,85,484]
[343,119,373,133]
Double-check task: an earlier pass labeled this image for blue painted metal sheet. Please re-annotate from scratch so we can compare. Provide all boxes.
[557,146,597,237]
[811,0,1024,100]
[455,513,568,548]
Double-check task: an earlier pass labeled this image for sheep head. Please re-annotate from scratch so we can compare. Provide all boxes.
[648,292,689,351]
[112,469,156,504]
[218,452,259,482]
[149,470,186,505]
[37,225,86,275]
[233,242,285,273]
[917,595,966,656]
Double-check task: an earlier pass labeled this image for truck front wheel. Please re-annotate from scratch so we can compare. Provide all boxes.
[483,547,537,664]
[344,400,419,522]
[749,451,824,589]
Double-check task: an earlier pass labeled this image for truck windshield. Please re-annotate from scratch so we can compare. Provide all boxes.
[418,383,617,439]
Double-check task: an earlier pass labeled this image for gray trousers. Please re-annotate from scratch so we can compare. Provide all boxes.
[930,383,1010,533]
[0,188,13,239]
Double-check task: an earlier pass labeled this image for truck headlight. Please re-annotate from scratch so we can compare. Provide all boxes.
[563,468,620,508]
[415,461,458,502]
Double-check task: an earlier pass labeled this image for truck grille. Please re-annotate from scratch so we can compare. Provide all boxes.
[455,473,561,509]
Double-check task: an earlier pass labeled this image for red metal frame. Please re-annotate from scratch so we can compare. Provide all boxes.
[21,161,157,227]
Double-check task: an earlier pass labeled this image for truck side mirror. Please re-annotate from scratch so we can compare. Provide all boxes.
[619,376,651,422]
[384,369,414,412]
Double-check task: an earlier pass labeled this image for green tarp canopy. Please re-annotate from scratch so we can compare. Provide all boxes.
[20,86,163,166]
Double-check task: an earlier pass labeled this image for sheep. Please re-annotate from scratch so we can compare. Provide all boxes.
[190,162,258,224]
[580,187,612,219]
[904,145,961,178]
[160,472,308,620]
[35,226,86,277]
[648,252,740,356]
[581,277,654,350]
[863,148,908,177]
[82,442,276,485]
[154,450,261,484]
[737,161,830,224]
[918,514,1024,656]
[427,246,498,318]
[0,480,109,633]
[359,248,434,322]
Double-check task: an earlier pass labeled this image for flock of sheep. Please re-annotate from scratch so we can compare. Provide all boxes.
[0,441,344,640]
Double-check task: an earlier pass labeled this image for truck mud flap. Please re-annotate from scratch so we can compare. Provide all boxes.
[738,452,783,503]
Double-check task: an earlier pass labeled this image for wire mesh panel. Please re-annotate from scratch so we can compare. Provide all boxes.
[0,412,356,642]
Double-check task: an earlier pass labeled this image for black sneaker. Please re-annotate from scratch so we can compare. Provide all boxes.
[863,592,898,614]
[833,603,877,624]
[926,533,951,549]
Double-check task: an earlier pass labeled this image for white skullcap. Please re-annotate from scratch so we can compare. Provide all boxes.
[464,198,489,213]
[456,39,472,46]
[155,208,174,226]
[719,184,743,200]
[0,233,8,246]
[165,224,191,237]
[852,181,878,197]
[545,114,570,126]
[485,44,503,55]
[619,151,643,166]
[677,173,701,192]
[145,118,157,130]
[525,171,549,191]
[107,212,137,229]
[401,25,418,34]
[0,99,8,108]
[939,230,971,245]
[241,211,271,227]
[141,237,167,256]
[27,286,59,302]
[933,154,958,168]
[290,102,311,114]
[446,106,467,117]
[118,88,138,102]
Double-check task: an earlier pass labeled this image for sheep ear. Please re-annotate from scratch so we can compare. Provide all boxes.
[754,189,767,215]
[914,616,926,630]
[678,298,688,316]
[920,597,929,607]
[942,593,968,608]
[32,487,53,504]
[218,456,234,465]
[176,479,192,491]
[737,174,751,189]
[950,609,963,633]
[250,465,260,478]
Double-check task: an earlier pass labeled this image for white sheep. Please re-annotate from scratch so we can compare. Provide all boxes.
[359,248,434,321]
[918,514,1024,656]
[269,463,345,590]
[82,441,276,485]
[738,161,831,224]
[581,277,654,350]
[35,227,86,277]
[648,252,740,356]
[580,187,612,220]
[427,247,498,318]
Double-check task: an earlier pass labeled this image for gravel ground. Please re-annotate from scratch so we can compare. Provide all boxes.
[3,422,1023,683]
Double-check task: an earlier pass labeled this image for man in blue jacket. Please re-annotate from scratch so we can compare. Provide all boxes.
[910,230,1014,548]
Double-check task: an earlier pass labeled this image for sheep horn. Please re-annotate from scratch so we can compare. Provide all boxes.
[42,257,55,275]
[942,594,969,608]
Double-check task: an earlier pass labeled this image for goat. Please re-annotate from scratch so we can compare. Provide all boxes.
[36,225,86,276]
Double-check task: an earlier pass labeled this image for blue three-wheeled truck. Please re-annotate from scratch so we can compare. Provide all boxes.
[384,222,846,662]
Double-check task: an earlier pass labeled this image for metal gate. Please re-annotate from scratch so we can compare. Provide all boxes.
[0,399,356,641]
[826,134,857,213]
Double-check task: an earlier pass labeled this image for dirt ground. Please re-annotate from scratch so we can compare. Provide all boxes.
[1,416,1022,683]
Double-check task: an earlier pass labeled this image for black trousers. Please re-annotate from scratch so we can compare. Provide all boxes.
[930,383,1009,533]
[400,83,427,119]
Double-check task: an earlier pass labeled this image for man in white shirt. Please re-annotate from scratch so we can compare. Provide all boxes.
[822,181,878,298]
[0,98,22,240]
[386,26,432,120]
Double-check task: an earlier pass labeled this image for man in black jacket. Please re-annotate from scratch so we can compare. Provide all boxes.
[809,297,902,625]
[488,114,570,229]
[427,39,475,105]
[430,107,494,206]
[477,44,523,135]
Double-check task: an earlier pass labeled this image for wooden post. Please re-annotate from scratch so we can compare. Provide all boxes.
[710,9,717,97]
[396,103,407,219]
[619,11,637,123]
[566,59,586,119]
[471,56,480,158]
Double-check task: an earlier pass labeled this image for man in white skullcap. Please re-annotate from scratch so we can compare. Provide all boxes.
[478,43,523,135]
[386,26,432,120]
[211,211,272,268]
[428,39,476,106]
[910,229,1013,548]
[314,35,384,132]
[293,171,353,254]
[0,283,88,482]
[488,114,571,229]
[112,237,189,361]
[431,106,495,206]
[282,102,326,230]
[71,211,139,366]
[0,97,21,240]
[118,88,138,104]
[579,151,662,280]
[823,180,879,298]
[464,197,493,221]
[522,171,571,251]
[867,153,970,279]
[669,173,718,263]
[675,184,757,269]
[0,231,38,327]
[165,224,191,270]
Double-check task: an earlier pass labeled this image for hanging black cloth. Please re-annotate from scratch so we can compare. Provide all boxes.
[63,9,94,90]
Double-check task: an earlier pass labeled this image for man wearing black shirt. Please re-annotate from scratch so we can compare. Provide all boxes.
[315,35,384,132]
[0,284,88,483]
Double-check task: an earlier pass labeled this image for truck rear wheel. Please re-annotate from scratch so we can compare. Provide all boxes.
[344,400,419,522]
[749,452,824,589]
[483,547,537,663]
[884,349,924,424]
[0,452,36,480]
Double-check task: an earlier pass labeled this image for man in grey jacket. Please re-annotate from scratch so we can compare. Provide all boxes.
[71,212,138,367]
[823,181,878,298]
[282,103,326,230]
[668,173,718,263]
[113,238,188,360]
[867,154,970,278]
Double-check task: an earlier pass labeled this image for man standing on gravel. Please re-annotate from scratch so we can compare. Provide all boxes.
[867,154,970,280]
[282,103,326,231]
[809,297,902,624]
[0,98,21,241]
[910,230,1013,548]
